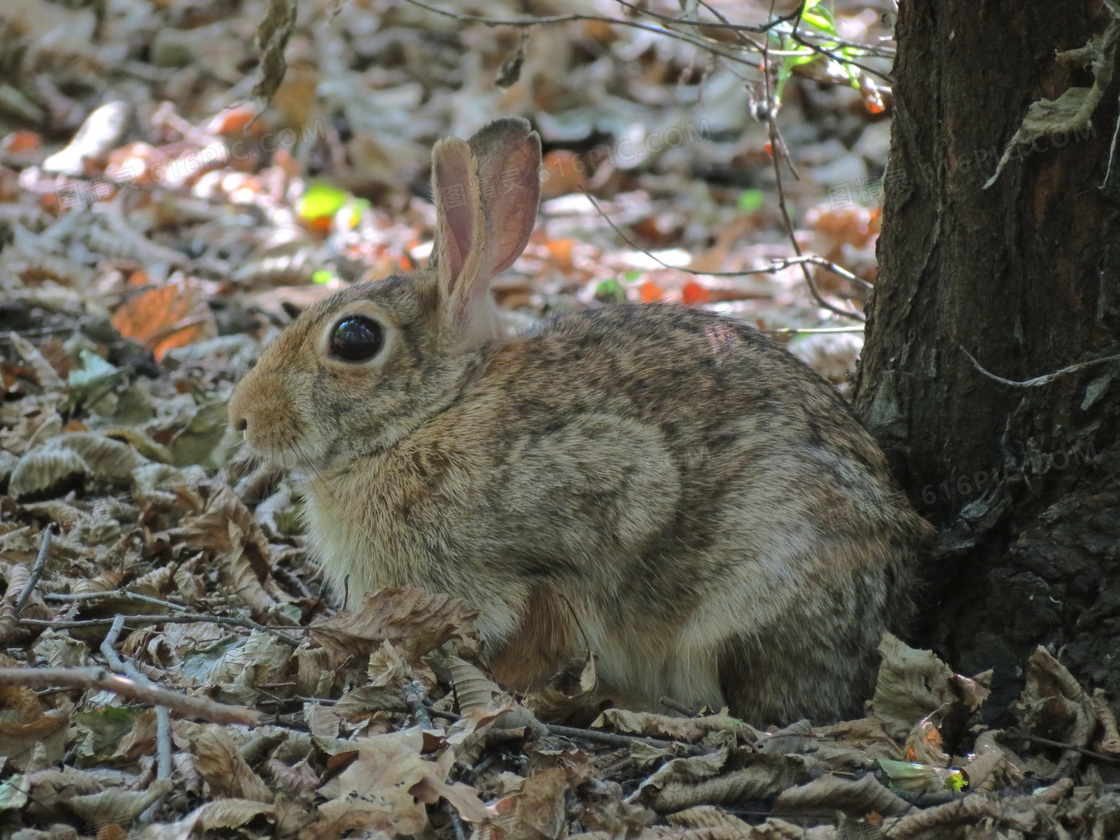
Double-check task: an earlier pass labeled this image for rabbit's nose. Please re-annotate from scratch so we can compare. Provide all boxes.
[234,416,248,432]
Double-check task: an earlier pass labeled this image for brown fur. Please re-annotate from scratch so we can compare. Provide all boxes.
[228,118,933,725]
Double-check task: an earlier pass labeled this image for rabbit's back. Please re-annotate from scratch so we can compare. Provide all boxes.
[305,303,929,723]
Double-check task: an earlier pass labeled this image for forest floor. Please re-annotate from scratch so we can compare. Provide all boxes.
[1,0,1119,837]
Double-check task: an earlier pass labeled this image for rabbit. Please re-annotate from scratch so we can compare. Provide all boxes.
[228,117,933,725]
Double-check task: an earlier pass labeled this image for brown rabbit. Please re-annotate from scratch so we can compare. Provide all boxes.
[228,118,932,724]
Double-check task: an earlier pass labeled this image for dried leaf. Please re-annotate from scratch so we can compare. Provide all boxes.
[252,0,297,110]
[773,773,908,817]
[309,588,477,668]
[110,281,217,361]
[316,729,486,834]
[872,633,955,741]
[180,724,272,803]
[643,753,811,813]
[593,709,752,744]
[481,768,569,840]
[195,798,277,831]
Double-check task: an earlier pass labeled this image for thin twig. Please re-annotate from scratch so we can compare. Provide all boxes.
[786,30,894,85]
[579,190,871,293]
[962,346,1120,388]
[101,616,173,822]
[759,39,865,323]
[15,526,53,616]
[44,590,192,611]
[0,666,262,726]
[20,613,303,645]
[398,0,766,70]
[405,679,436,730]
[762,326,865,335]
[659,695,700,716]
[422,703,709,754]
[545,723,710,755]
[1003,730,1120,765]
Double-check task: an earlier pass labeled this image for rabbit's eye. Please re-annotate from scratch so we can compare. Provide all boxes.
[329,316,384,362]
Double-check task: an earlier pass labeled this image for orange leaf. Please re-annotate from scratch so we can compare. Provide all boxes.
[111,281,216,362]
[540,150,588,199]
[545,238,575,270]
[681,280,710,306]
[0,131,41,155]
[206,104,260,135]
[639,280,663,303]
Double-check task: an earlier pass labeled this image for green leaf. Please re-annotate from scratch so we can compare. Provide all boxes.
[74,707,146,764]
[738,189,765,213]
[68,349,120,396]
[0,775,28,811]
[298,181,350,221]
[594,279,627,303]
[623,269,643,283]
[801,0,836,35]
[312,269,335,285]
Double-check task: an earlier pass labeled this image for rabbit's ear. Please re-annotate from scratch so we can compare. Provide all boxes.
[468,118,541,275]
[431,119,540,347]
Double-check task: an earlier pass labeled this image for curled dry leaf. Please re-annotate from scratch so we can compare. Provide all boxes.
[641,753,812,813]
[175,485,293,618]
[631,749,728,804]
[178,723,273,803]
[31,630,89,668]
[67,781,173,830]
[1011,646,1094,776]
[952,670,993,711]
[665,804,754,837]
[309,587,478,668]
[593,709,754,745]
[903,716,951,766]
[315,729,487,835]
[960,746,1009,793]
[9,432,150,501]
[480,767,569,840]
[522,652,601,722]
[266,757,319,805]
[295,646,333,697]
[0,687,70,770]
[1091,690,1120,755]
[884,790,1034,839]
[579,778,655,837]
[445,655,541,734]
[21,765,109,815]
[195,798,277,832]
[447,655,507,714]
[110,281,218,362]
[329,683,410,727]
[8,444,91,501]
[757,719,814,754]
[202,631,295,705]
[773,772,908,818]
[872,633,955,741]
[7,332,64,391]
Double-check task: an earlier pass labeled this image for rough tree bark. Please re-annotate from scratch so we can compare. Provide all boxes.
[854,0,1120,716]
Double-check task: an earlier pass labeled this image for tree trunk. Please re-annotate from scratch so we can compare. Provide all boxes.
[854,0,1120,716]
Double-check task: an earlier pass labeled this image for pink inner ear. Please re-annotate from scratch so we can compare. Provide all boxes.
[485,136,540,276]
[434,152,475,288]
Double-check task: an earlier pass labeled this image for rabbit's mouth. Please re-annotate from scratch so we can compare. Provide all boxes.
[284,440,354,479]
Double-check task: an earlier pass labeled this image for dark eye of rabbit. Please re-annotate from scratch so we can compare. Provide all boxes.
[329,316,383,362]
